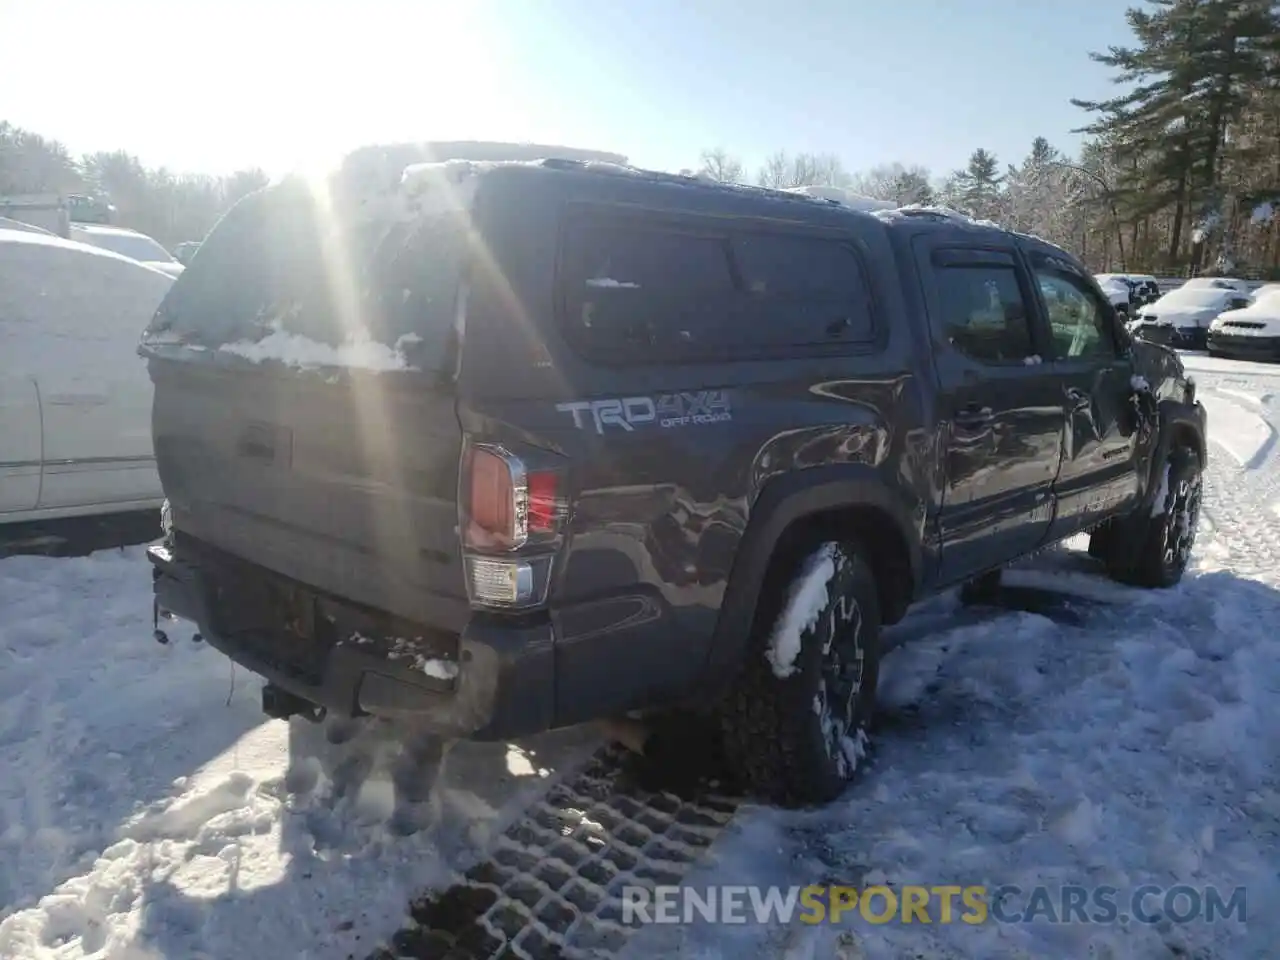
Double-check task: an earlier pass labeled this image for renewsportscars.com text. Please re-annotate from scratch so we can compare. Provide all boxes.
[621,884,1247,926]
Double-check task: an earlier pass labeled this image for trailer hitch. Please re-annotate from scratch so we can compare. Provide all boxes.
[262,683,326,723]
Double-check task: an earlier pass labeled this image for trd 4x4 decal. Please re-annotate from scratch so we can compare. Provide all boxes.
[556,391,732,433]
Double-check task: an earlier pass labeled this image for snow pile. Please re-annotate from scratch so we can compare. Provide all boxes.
[1251,201,1275,225]
[873,203,1003,230]
[1198,389,1274,469]
[415,657,459,681]
[0,548,595,959]
[1150,461,1171,516]
[219,317,421,373]
[765,542,838,679]
[585,277,640,289]
[784,185,897,213]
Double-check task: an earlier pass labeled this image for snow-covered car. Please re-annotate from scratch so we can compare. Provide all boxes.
[1094,275,1133,316]
[69,222,185,278]
[1250,282,1280,303]
[1130,285,1252,349]
[1095,273,1161,314]
[1207,289,1280,360]
[0,215,54,235]
[1181,275,1249,294]
[0,228,173,523]
[1127,273,1161,306]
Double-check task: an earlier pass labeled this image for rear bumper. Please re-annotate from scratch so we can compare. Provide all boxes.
[1206,332,1280,361]
[150,539,556,740]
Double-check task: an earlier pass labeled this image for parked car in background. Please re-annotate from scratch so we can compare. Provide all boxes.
[1130,284,1252,349]
[1096,273,1161,314]
[69,223,184,278]
[1207,289,1280,360]
[0,216,54,235]
[1250,282,1280,303]
[0,228,172,524]
[1095,275,1134,316]
[1182,276,1249,294]
[1128,274,1161,306]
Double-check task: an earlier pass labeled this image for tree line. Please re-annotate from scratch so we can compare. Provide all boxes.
[0,121,268,249]
[2,0,1277,274]
[692,0,1280,278]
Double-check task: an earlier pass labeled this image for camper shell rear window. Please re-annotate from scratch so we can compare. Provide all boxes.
[147,179,468,374]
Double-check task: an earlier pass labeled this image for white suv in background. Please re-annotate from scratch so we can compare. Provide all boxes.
[0,228,173,524]
[69,223,185,278]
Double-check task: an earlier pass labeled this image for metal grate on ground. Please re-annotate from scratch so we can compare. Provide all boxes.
[372,744,741,960]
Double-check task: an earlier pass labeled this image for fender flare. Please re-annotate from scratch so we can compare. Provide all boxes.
[1108,397,1206,571]
[1143,398,1208,508]
[702,464,923,680]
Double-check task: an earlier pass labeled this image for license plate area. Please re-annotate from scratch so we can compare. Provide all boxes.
[204,562,332,685]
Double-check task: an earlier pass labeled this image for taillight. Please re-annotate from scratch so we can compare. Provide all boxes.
[461,443,563,609]
[465,447,522,550]
[527,471,559,534]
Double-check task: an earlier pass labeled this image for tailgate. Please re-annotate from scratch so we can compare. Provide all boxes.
[141,171,473,632]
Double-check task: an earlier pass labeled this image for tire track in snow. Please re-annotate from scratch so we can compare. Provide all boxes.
[1196,379,1280,580]
[370,744,740,960]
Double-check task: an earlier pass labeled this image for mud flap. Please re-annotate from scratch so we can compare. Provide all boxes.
[1105,379,1166,573]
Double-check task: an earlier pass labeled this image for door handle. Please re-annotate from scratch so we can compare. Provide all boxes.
[1065,387,1092,412]
[954,404,993,427]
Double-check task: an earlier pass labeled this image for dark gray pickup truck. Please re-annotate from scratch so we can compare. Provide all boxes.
[140,154,1206,806]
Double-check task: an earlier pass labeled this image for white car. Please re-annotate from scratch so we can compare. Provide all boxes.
[1129,284,1252,349]
[1181,275,1249,293]
[1207,289,1280,361]
[1250,282,1280,303]
[0,228,173,523]
[69,222,185,278]
[1096,273,1160,312]
[1094,275,1133,315]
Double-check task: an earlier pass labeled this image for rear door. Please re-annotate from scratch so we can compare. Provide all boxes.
[1025,250,1142,537]
[915,240,1063,583]
[142,178,473,633]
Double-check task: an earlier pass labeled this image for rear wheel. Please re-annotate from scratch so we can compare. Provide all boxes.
[719,540,881,807]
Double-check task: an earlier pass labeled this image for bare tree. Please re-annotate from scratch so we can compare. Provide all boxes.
[849,163,936,204]
[698,148,745,183]
[756,150,850,189]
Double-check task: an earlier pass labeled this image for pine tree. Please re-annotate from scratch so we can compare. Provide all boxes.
[949,148,1005,220]
[1074,0,1280,270]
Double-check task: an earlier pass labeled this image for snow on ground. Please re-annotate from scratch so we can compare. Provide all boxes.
[0,554,597,959]
[1197,391,1274,468]
[3,356,1280,960]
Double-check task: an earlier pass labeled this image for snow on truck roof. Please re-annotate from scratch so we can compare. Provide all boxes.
[332,156,906,228]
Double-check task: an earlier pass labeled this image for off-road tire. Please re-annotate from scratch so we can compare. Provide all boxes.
[719,540,881,807]
[1109,446,1203,588]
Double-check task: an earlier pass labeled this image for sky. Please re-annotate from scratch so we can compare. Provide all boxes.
[1,0,1141,182]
